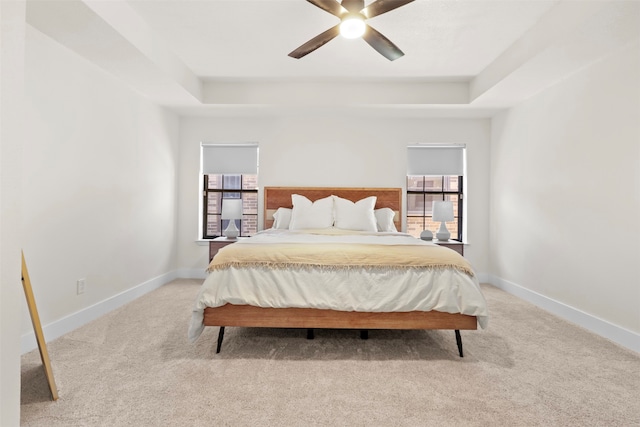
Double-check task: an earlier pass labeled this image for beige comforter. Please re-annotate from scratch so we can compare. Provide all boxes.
[208,240,474,277]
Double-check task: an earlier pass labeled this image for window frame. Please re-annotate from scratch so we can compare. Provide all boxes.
[406,175,464,241]
[201,174,258,239]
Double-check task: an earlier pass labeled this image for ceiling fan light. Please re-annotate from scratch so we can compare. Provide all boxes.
[340,14,366,39]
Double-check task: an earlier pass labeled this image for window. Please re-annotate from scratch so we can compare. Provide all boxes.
[201,143,258,239]
[406,145,465,241]
[406,175,463,240]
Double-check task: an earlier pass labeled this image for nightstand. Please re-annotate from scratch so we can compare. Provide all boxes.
[434,240,465,256]
[209,236,247,261]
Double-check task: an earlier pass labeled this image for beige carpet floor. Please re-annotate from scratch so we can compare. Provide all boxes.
[20,279,639,426]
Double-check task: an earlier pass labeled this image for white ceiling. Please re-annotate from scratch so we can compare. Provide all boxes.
[126,0,556,79]
[25,0,640,117]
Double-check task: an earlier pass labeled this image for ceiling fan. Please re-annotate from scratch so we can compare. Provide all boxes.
[289,0,415,61]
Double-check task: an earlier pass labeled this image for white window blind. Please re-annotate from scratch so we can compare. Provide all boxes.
[407,144,465,176]
[201,143,258,175]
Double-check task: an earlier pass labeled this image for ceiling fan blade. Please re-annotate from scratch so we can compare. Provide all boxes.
[361,0,415,19]
[341,0,365,13]
[362,24,405,61]
[288,25,341,59]
[306,0,348,18]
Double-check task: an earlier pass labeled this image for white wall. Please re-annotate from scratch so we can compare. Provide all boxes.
[177,113,491,277]
[1,2,26,424]
[19,27,180,345]
[489,42,640,342]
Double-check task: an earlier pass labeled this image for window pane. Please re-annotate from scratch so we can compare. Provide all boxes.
[207,192,222,215]
[223,191,241,200]
[406,193,425,216]
[425,194,442,216]
[443,176,459,192]
[206,214,221,236]
[242,175,258,190]
[207,174,223,189]
[223,174,241,190]
[243,193,258,215]
[407,176,424,191]
[445,194,459,218]
[425,176,443,191]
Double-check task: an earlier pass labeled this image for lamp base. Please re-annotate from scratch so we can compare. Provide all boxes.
[223,220,239,239]
[436,222,450,241]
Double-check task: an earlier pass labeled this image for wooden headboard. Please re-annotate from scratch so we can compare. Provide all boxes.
[264,187,402,230]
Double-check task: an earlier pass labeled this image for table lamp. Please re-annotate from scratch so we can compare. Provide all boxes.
[221,199,242,239]
[432,201,454,241]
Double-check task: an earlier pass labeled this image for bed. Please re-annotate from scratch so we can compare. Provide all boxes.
[189,187,488,357]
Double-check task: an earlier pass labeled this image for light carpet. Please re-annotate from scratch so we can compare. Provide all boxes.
[20,280,639,426]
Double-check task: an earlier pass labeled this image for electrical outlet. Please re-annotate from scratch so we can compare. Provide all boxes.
[77,278,86,295]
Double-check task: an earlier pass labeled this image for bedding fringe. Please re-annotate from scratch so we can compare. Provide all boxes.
[207,262,475,278]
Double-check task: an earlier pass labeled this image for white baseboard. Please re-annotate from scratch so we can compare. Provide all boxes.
[488,274,639,354]
[21,271,180,354]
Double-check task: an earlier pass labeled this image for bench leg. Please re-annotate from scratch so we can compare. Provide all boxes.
[360,330,369,340]
[307,328,314,340]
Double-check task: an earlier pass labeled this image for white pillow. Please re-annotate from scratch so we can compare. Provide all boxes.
[333,195,378,232]
[272,208,292,229]
[374,208,398,232]
[289,195,334,230]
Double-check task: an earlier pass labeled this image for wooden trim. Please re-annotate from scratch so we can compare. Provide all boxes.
[204,305,477,331]
[263,186,402,230]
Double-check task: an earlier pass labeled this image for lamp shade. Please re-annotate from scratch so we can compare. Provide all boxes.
[432,201,454,222]
[221,199,242,220]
